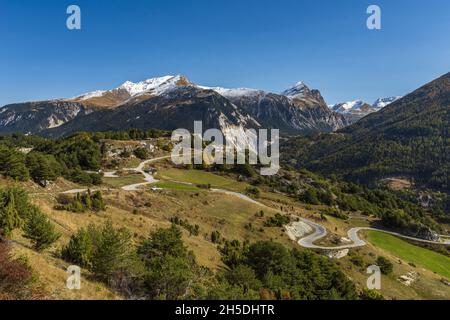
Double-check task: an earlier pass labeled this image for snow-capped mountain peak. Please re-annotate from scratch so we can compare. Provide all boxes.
[74,75,192,102]
[200,86,263,98]
[118,75,190,96]
[76,90,107,101]
[372,96,402,109]
[281,81,310,98]
[331,100,369,114]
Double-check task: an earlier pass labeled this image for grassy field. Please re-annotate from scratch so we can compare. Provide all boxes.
[157,168,248,191]
[102,174,144,188]
[366,231,450,279]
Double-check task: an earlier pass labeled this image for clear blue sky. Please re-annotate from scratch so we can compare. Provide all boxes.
[1,0,450,106]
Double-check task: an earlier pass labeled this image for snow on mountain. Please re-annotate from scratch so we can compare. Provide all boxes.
[331,96,402,115]
[331,100,369,114]
[118,75,186,96]
[198,86,263,98]
[372,96,402,109]
[76,90,107,101]
[280,81,309,98]
[74,75,190,101]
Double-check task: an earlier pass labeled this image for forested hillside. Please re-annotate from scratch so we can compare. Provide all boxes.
[282,72,450,191]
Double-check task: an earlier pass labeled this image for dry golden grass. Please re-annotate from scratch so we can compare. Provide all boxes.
[5,162,449,300]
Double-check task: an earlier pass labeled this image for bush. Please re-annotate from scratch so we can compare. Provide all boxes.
[133,148,149,160]
[170,217,199,236]
[376,256,393,275]
[55,191,105,213]
[234,241,358,300]
[349,254,365,268]
[224,264,261,292]
[264,213,291,227]
[68,169,102,186]
[299,188,320,205]
[62,222,144,295]
[0,242,35,299]
[360,288,385,300]
[211,230,221,244]
[245,187,260,198]
[321,207,349,220]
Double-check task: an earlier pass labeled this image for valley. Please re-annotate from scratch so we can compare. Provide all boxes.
[1,72,450,301]
[1,133,449,300]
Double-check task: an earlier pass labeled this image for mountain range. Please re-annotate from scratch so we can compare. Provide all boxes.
[282,72,450,191]
[0,76,355,137]
[330,96,402,123]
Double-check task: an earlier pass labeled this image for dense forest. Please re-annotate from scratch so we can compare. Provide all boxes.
[281,72,450,192]
[0,133,103,185]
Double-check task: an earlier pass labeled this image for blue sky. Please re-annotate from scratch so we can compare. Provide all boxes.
[1,0,450,106]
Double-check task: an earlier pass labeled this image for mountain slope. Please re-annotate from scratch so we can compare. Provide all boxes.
[0,100,96,134]
[330,97,402,123]
[209,82,349,134]
[45,86,262,151]
[1,76,349,136]
[282,72,450,191]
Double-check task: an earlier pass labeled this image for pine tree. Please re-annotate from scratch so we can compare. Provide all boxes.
[23,207,60,251]
[0,191,22,236]
[92,191,106,211]
[91,222,133,278]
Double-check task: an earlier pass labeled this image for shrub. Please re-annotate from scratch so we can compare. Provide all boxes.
[211,230,221,244]
[245,186,261,198]
[360,288,385,300]
[55,191,105,213]
[376,256,393,275]
[62,221,143,295]
[0,242,35,299]
[264,213,291,227]
[321,207,349,220]
[133,148,149,160]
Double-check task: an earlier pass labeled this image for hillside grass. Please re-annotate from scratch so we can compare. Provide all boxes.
[157,168,248,191]
[366,231,450,279]
[102,173,144,188]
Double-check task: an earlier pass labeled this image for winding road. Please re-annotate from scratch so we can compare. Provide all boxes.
[63,156,450,250]
[295,218,450,250]
[121,156,170,191]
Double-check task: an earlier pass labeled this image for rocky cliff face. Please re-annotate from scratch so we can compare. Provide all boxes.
[0,100,96,134]
[218,82,349,135]
[49,86,260,134]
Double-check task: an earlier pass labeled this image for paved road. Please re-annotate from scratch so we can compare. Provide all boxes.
[205,189,450,249]
[121,156,170,191]
[295,218,450,249]
[62,156,450,248]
